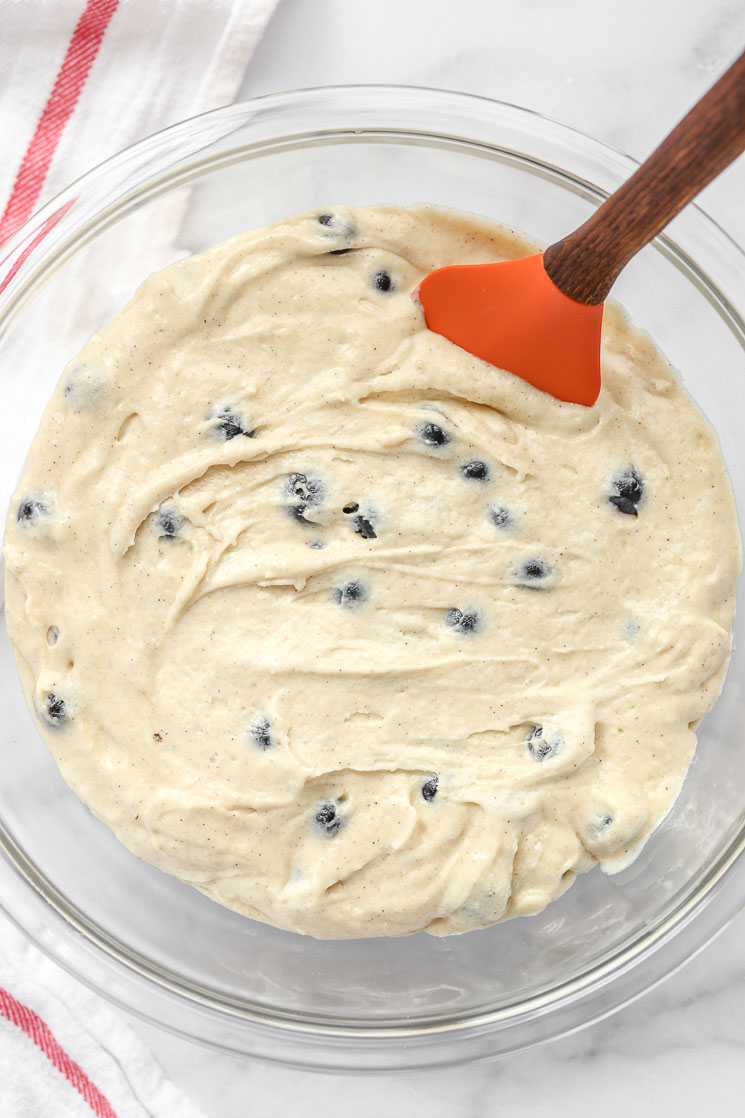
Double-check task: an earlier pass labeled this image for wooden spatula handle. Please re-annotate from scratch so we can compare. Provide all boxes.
[544,48,745,306]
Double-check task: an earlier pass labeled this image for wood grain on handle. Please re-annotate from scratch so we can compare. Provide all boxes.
[544,48,745,305]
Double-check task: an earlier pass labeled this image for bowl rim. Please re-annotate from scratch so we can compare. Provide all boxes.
[2,80,745,248]
[2,82,745,1071]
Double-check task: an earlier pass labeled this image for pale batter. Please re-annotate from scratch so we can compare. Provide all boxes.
[3,205,740,938]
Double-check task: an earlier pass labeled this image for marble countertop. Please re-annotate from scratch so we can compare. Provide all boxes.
[44,0,745,1111]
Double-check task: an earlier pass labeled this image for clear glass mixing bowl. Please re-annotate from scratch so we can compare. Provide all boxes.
[1,86,744,1073]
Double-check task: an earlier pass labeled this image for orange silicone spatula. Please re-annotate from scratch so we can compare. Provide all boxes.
[418,48,745,407]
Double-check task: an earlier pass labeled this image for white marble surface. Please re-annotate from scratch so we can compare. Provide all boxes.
[26,0,745,1112]
[113,0,745,1112]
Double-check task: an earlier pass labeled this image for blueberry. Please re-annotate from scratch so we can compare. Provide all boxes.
[41,691,67,727]
[461,460,489,481]
[286,473,324,506]
[17,496,48,524]
[343,502,359,514]
[608,466,644,516]
[287,505,317,525]
[489,505,514,530]
[315,800,343,836]
[333,579,368,607]
[422,775,439,802]
[446,607,481,634]
[63,364,104,405]
[316,211,357,244]
[250,715,272,750]
[527,725,562,761]
[213,406,255,441]
[372,270,394,293]
[285,472,324,526]
[516,558,550,586]
[353,514,377,540]
[157,506,183,539]
[418,421,451,447]
[287,505,316,525]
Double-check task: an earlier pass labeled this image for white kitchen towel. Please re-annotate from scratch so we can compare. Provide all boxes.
[0,0,279,1114]
[0,919,207,1118]
[0,0,280,242]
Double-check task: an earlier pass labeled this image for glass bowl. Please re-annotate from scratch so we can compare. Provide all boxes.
[1,86,744,1073]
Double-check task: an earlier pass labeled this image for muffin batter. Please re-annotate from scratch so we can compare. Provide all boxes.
[4,205,739,938]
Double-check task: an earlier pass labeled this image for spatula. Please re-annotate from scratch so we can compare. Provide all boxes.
[418,48,745,406]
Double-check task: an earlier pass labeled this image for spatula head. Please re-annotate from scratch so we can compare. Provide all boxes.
[417,252,603,407]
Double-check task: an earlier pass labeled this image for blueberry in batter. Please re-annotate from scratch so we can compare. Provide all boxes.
[461,460,489,481]
[609,466,644,516]
[418,421,451,447]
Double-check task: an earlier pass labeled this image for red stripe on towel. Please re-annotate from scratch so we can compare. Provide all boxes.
[0,0,119,245]
[0,986,119,1117]
[0,199,76,296]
